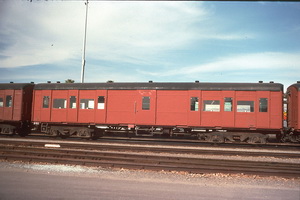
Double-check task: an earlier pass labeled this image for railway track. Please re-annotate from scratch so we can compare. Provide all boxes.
[0,145,299,178]
[0,138,299,178]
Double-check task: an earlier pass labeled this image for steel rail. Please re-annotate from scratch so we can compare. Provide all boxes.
[0,145,299,178]
[0,139,299,159]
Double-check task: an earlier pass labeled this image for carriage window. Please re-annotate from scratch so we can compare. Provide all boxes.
[142,96,150,110]
[259,98,268,112]
[70,96,77,109]
[237,101,254,112]
[224,97,233,112]
[5,95,12,107]
[98,96,105,109]
[203,100,220,112]
[190,97,199,111]
[53,99,67,109]
[80,99,94,109]
[43,96,50,108]
[0,98,3,107]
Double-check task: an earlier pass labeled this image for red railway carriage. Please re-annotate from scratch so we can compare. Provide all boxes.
[0,83,34,135]
[32,82,283,142]
[287,82,300,135]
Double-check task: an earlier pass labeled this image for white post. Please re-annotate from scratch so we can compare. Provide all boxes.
[81,0,89,83]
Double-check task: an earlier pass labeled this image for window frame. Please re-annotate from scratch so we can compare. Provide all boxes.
[5,95,12,108]
[142,96,150,110]
[53,98,67,109]
[190,97,199,111]
[203,100,220,112]
[237,101,254,113]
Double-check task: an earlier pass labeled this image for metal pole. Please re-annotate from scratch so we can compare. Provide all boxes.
[81,0,88,83]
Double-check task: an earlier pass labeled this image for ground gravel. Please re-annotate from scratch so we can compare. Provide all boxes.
[0,160,299,190]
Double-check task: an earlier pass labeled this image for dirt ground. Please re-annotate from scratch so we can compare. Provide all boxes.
[0,161,299,200]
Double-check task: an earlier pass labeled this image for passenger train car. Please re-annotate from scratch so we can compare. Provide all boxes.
[0,81,299,143]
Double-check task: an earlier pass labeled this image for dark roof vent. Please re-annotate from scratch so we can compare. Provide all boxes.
[47,81,51,84]
[195,80,200,83]
[297,81,300,84]
[149,80,153,83]
[269,81,274,83]
[10,81,14,83]
[259,81,263,83]
[57,81,60,83]
[107,80,114,83]
[31,82,34,84]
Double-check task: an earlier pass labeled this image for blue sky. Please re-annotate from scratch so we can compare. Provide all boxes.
[0,1,299,90]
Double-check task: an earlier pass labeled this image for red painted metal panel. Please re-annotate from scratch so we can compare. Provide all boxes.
[67,90,79,123]
[50,90,68,123]
[256,91,270,129]
[187,90,200,126]
[12,90,22,121]
[95,90,107,124]
[106,90,136,125]
[200,91,222,127]
[220,91,235,128]
[39,90,52,122]
[135,90,156,125]
[156,91,188,126]
[3,90,14,121]
[77,90,96,123]
[287,86,299,131]
[269,91,283,129]
[235,91,256,129]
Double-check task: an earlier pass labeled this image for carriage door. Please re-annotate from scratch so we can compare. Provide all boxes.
[135,90,156,125]
[67,90,79,123]
[235,92,256,129]
[221,91,235,128]
[4,90,14,121]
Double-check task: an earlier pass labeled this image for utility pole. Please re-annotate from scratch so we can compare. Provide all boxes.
[81,0,88,83]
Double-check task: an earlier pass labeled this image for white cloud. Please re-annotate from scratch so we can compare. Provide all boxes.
[138,52,300,77]
[0,1,255,69]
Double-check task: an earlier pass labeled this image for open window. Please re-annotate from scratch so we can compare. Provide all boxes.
[80,99,94,109]
[53,99,67,109]
[97,96,105,109]
[224,97,233,112]
[5,95,12,107]
[0,97,3,107]
[69,96,77,109]
[190,97,199,111]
